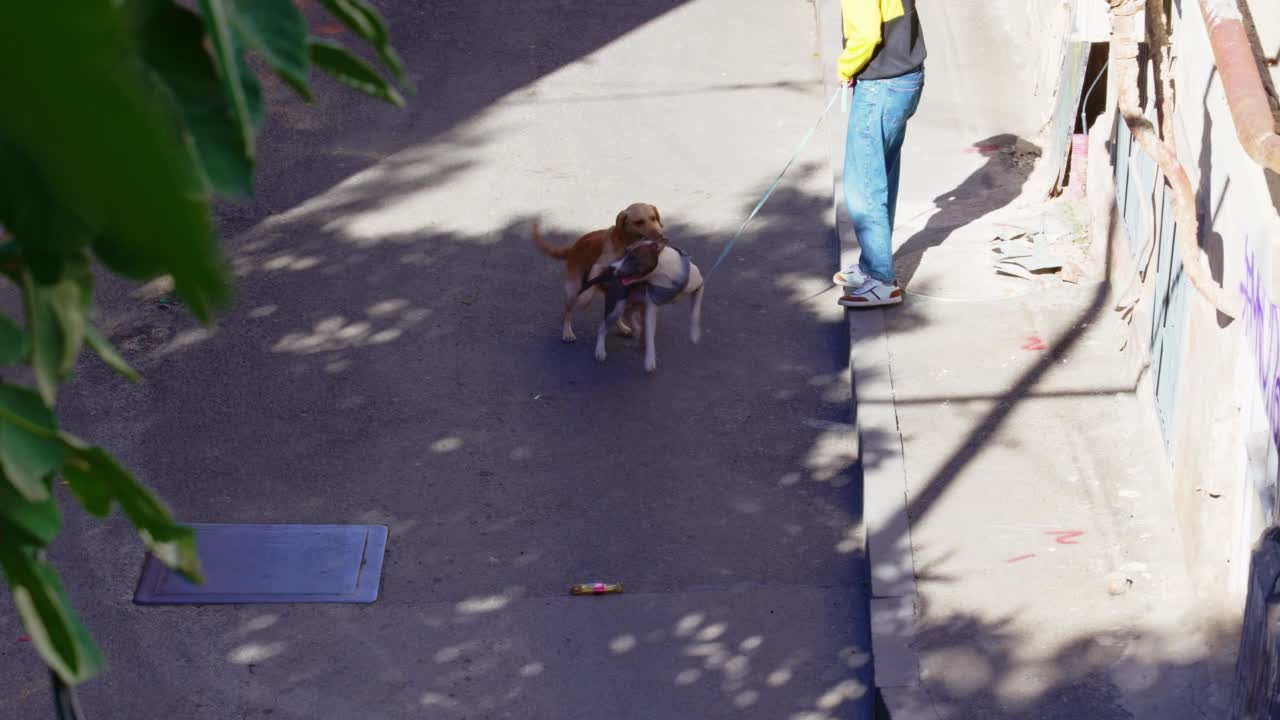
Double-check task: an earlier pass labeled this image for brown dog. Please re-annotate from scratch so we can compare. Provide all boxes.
[532,203,665,342]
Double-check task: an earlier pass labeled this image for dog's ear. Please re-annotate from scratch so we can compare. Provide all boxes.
[651,205,662,227]
[615,209,629,236]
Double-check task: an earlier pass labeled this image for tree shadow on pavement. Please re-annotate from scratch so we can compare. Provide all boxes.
[0,1,925,717]
[39,148,922,719]
[878,586,1238,720]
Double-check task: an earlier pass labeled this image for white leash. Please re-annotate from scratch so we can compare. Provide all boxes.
[703,86,845,280]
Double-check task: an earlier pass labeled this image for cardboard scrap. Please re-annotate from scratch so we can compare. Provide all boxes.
[991,229,1064,279]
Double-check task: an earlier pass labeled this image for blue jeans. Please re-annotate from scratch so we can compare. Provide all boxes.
[843,68,924,283]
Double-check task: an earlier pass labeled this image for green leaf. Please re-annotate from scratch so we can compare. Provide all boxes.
[85,325,140,383]
[24,271,62,405]
[0,386,58,438]
[43,256,92,375]
[0,384,62,502]
[47,286,85,375]
[0,4,228,320]
[0,479,61,546]
[0,315,28,365]
[310,39,404,107]
[0,138,94,285]
[0,543,104,685]
[61,438,202,583]
[195,0,256,162]
[0,240,19,283]
[316,0,405,81]
[140,1,256,197]
[22,260,92,401]
[230,0,312,101]
[59,437,110,518]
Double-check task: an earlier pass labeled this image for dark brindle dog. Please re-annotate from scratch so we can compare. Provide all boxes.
[581,239,704,373]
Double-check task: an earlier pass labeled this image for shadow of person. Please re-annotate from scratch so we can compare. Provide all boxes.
[894,133,1039,287]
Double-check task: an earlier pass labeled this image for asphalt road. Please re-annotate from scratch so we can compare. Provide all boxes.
[0,2,873,718]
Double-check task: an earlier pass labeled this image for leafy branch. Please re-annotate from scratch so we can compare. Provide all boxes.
[0,0,405,699]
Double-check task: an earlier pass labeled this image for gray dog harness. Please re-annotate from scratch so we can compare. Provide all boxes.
[646,248,692,305]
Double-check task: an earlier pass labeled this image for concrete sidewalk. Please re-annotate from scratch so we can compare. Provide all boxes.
[813,1,1240,717]
[848,206,1237,719]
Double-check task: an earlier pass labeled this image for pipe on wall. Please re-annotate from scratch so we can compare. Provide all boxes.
[1200,0,1280,172]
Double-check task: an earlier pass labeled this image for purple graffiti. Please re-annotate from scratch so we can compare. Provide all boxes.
[1243,249,1266,355]
[1241,244,1280,449]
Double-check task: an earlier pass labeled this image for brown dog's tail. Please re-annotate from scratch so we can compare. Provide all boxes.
[531,221,570,261]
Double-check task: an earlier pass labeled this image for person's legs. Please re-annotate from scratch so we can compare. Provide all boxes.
[837,70,925,280]
[842,81,893,284]
[883,69,924,233]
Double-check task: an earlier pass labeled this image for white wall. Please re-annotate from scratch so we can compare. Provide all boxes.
[1164,0,1280,609]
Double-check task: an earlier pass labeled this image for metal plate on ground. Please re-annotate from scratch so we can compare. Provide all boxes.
[134,523,388,605]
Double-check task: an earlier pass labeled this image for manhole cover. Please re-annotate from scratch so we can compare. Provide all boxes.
[134,523,388,605]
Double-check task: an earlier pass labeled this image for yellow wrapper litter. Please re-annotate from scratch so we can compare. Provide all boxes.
[570,582,623,596]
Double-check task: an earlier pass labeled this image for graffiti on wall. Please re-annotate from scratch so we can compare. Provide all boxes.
[1241,242,1280,450]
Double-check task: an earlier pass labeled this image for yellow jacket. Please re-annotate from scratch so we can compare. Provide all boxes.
[839,0,926,82]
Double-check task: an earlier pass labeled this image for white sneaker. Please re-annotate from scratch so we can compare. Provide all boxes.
[838,277,903,307]
[832,267,867,287]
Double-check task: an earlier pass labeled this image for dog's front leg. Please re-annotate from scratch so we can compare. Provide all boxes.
[689,287,704,344]
[624,302,644,339]
[594,321,609,362]
[596,296,625,363]
[643,298,659,373]
[563,283,595,343]
[561,303,578,343]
